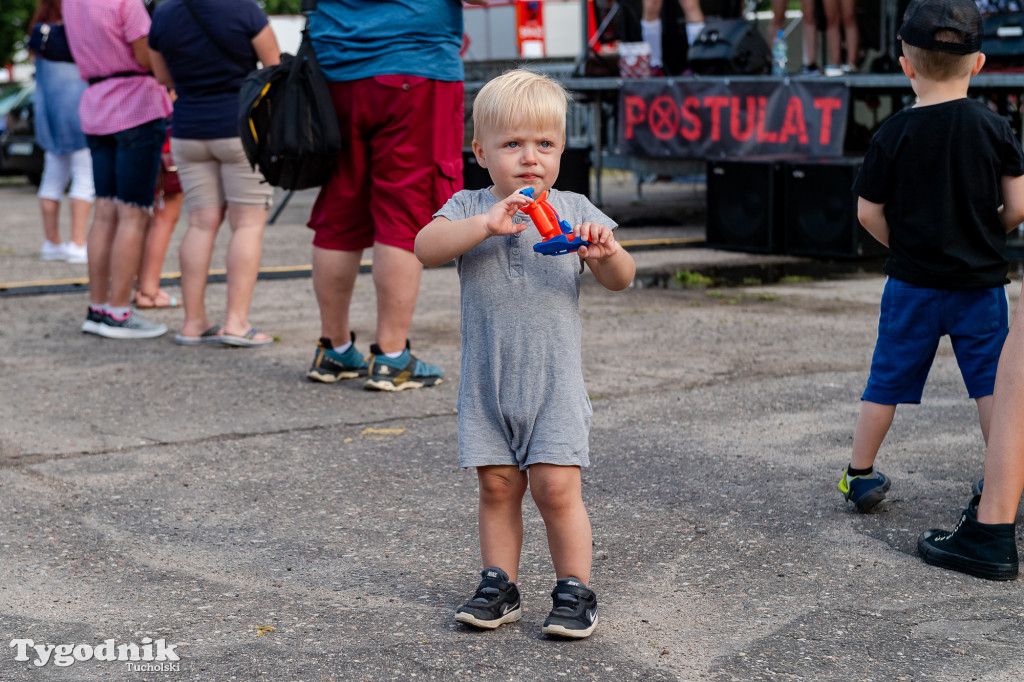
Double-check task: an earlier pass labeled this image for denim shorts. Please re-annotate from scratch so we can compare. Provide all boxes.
[86,118,166,209]
[863,277,1009,404]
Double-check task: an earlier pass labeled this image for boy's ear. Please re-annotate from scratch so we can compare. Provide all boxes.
[971,52,986,76]
[471,139,487,168]
[899,55,915,80]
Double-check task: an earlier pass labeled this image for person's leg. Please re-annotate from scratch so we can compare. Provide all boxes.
[771,0,788,34]
[975,394,994,447]
[678,0,705,45]
[822,0,841,67]
[178,206,225,337]
[529,464,592,584]
[222,204,270,341]
[800,0,818,69]
[371,243,423,353]
[87,198,118,306]
[840,0,858,68]
[136,190,182,306]
[312,246,362,345]
[67,147,94,248]
[108,203,151,308]
[38,151,71,250]
[477,465,529,581]
[850,401,897,470]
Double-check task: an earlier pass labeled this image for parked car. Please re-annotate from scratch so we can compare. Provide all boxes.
[0,81,44,185]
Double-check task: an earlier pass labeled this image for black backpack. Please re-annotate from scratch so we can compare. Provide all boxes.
[238,26,341,190]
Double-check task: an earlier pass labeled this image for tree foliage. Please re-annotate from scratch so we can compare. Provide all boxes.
[260,0,305,14]
[0,0,36,69]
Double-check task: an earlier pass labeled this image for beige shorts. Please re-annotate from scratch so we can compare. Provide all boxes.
[170,137,273,211]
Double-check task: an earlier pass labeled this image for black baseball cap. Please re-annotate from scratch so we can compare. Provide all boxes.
[898,0,983,54]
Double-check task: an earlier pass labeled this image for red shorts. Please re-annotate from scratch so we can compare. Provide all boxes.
[308,76,465,252]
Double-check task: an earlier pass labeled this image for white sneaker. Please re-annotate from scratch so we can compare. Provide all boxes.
[64,242,88,264]
[40,240,66,261]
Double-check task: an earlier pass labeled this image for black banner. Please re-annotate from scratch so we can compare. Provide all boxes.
[618,80,850,158]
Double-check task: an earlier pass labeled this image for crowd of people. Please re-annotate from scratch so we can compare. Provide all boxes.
[19,0,1024,641]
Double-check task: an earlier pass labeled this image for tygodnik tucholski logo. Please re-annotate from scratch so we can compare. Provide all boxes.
[10,637,181,671]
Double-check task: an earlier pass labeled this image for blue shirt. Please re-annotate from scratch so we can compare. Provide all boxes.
[149,0,268,140]
[310,0,465,83]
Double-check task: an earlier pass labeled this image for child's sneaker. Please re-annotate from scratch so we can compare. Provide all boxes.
[838,467,891,513]
[454,567,522,629]
[306,334,368,383]
[918,495,1019,581]
[64,241,88,264]
[541,577,599,639]
[364,342,443,392]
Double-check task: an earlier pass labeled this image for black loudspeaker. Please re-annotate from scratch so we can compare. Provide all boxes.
[687,19,770,75]
[462,147,592,198]
[705,157,784,254]
[783,158,887,260]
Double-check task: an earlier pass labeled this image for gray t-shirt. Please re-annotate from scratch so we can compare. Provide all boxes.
[434,188,616,469]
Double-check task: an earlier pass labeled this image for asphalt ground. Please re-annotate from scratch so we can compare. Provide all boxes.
[0,174,1022,681]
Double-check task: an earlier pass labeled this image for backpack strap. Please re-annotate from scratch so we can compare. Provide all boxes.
[181,0,253,71]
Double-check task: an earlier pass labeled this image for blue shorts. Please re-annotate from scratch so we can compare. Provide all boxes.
[86,118,166,209]
[863,278,1008,404]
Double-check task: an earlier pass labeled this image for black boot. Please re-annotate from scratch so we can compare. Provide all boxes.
[918,496,1019,581]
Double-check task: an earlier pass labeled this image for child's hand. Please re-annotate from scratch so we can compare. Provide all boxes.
[483,191,533,238]
[574,222,621,261]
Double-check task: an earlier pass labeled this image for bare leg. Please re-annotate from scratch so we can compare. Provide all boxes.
[641,0,662,22]
[800,0,817,68]
[530,464,592,583]
[87,198,118,305]
[975,394,993,447]
[850,401,897,470]
[371,243,424,353]
[312,246,362,347]
[823,0,841,66]
[137,192,183,300]
[977,290,1024,524]
[107,203,151,308]
[40,198,61,245]
[222,204,270,341]
[840,0,858,68]
[477,465,529,581]
[771,0,788,34]
[178,206,224,337]
[69,198,91,247]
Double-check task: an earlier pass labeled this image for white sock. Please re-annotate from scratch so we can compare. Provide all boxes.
[108,306,130,319]
[384,350,404,359]
[641,19,663,68]
[686,22,705,46]
[334,340,353,353]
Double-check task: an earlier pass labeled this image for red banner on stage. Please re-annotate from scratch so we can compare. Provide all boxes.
[617,80,850,158]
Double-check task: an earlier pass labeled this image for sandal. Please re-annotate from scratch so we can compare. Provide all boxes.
[134,290,180,309]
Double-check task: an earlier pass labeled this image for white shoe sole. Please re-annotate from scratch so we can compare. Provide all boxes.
[454,605,522,629]
[542,613,598,639]
[93,323,167,339]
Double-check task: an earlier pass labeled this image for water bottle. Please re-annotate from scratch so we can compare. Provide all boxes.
[772,30,788,77]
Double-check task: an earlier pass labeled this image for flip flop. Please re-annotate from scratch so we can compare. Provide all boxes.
[134,290,180,309]
[173,325,223,345]
[220,327,273,348]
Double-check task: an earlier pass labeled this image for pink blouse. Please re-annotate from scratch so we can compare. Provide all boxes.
[63,0,172,136]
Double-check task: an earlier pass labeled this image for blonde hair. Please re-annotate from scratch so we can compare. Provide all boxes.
[902,30,978,80]
[472,69,571,143]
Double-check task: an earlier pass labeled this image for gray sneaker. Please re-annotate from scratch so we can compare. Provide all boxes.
[94,311,167,339]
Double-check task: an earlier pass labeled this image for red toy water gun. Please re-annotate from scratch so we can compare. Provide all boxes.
[519,188,589,256]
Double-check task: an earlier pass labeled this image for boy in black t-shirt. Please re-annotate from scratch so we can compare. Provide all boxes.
[840,0,1024,518]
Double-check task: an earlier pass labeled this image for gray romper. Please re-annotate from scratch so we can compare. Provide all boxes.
[434,188,617,469]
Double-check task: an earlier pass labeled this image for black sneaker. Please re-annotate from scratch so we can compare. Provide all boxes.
[80,307,106,335]
[541,577,599,639]
[918,495,1019,581]
[364,341,443,392]
[454,567,522,629]
[306,333,368,383]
